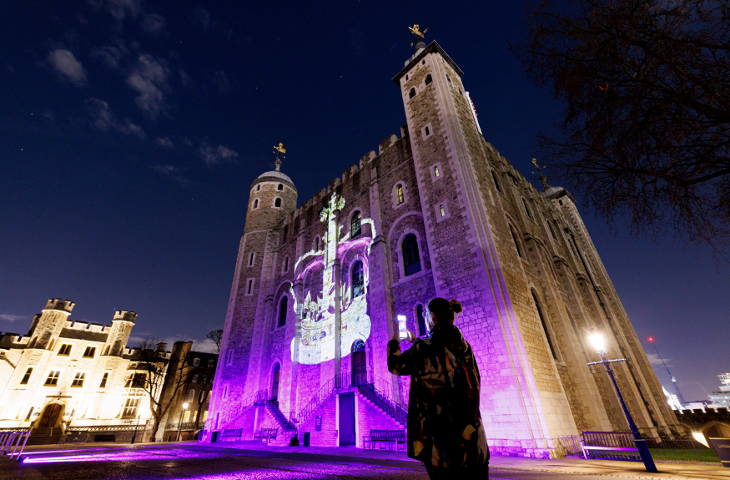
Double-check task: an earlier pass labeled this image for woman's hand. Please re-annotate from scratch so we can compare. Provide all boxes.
[391,329,418,343]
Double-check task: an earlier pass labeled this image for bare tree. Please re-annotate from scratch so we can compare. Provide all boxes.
[207,329,223,354]
[512,0,730,250]
[192,329,222,431]
[135,339,191,441]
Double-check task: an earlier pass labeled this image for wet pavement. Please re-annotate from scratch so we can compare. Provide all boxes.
[0,443,640,479]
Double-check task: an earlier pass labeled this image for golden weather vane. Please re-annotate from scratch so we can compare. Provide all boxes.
[273,143,286,171]
[409,24,427,47]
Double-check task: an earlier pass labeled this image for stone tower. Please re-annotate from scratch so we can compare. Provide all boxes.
[104,310,137,356]
[26,298,75,350]
[211,160,298,427]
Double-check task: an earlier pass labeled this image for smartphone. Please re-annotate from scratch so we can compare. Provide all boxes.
[397,315,408,340]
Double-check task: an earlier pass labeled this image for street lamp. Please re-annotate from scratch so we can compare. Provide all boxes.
[587,333,657,473]
[177,403,189,442]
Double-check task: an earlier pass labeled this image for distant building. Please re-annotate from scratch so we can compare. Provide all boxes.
[709,373,730,408]
[0,299,216,444]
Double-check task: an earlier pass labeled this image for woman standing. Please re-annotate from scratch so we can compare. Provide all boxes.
[387,298,489,480]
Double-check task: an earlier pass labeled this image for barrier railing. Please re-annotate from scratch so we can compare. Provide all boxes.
[0,430,30,461]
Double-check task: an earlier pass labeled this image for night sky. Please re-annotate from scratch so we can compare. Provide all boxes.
[1,1,728,402]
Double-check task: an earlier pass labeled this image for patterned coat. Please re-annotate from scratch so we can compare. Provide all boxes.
[387,323,489,468]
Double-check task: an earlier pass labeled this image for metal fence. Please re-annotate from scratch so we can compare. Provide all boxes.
[556,433,720,464]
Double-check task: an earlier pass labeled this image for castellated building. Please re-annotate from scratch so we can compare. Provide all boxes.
[206,41,680,457]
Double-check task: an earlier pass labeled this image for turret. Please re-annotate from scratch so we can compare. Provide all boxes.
[244,159,297,234]
[102,310,137,356]
[27,298,75,350]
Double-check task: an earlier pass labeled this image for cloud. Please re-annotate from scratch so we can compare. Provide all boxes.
[91,42,129,69]
[199,141,238,167]
[88,0,142,21]
[142,13,166,34]
[211,70,231,95]
[126,54,170,118]
[646,352,670,367]
[151,164,192,186]
[0,314,25,323]
[179,68,194,89]
[86,97,145,138]
[43,110,55,122]
[48,49,87,86]
[154,137,174,148]
[193,7,210,31]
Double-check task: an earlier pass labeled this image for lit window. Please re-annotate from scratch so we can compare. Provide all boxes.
[416,304,427,336]
[100,372,109,388]
[44,371,60,386]
[20,368,32,385]
[402,234,421,276]
[351,211,361,238]
[274,198,282,208]
[122,398,140,418]
[439,205,445,217]
[278,296,288,328]
[83,346,96,358]
[58,344,72,356]
[396,185,404,205]
[434,166,440,177]
[352,261,364,298]
[71,372,85,387]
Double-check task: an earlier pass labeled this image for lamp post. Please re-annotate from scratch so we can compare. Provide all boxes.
[177,403,189,442]
[587,333,657,473]
[131,414,140,444]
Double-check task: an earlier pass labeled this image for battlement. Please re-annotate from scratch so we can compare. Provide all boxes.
[43,298,75,314]
[62,319,109,333]
[0,332,30,347]
[113,310,138,323]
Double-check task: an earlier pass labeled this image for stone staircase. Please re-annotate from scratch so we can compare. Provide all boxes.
[263,400,298,444]
[26,427,64,445]
[356,383,407,426]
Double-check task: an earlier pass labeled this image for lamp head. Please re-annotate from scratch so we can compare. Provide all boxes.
[588,332,606,353]
[182,402,189,410]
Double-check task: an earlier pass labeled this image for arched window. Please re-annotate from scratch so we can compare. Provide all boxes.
[277,184,283,191]
[351,211,361,238]
[402,234,421,276]
[278,296,288,328]
[274,198,282,208]
[253,198,259,209]
[425,74,432,85]
[492,171,502,193]
[352,260,364,297]
[271,363,280,400]
[187,389,195,403]
[510,226,522,258]
[546,217,557,240]
[351,340,367,386]
[396,184,405,204]
[533,292,557,360]
[415,304,427,336]
[409,88,416,99]
[522,198,533,219]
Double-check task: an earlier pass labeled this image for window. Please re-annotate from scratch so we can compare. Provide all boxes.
[546,217,557,239]
[492,171,502,193]
[439,205,445,217]
[25,407,34,421]
[278,296,288,328]
[58,344,72,356]
[396,184,404,204]
[131,373,146,388]
[351,211,361,238]
[246,278,254,295]
[253,198,259,209]
[409,88,416,99]
[283,225,288,241]
[20,368,32,385]
[352,261,364,298]
[207,359,215,368]
[100,372,109,388]
[192,374,199,383]
[283,256,289,273]
[103,345,110,355]
[122,398,140,418]
[533,292,558,360]
[187,389,195,403]
[425,74,432,85]
[248,252,255,267]
[278,183,283,191]
[510,227,523,258]
[314,236,320,251]
[71,372,85,387]
[193,357,201,366]
[274,198,282,208]
[416,304,427,336]
[402,234,421,276]
[434,165,440,177]
[44,371,60,386]
[83,346,96,358]
[223,385,229,399]
[523,198,533,219]
[226,350,233,365]
[425,125,430,136]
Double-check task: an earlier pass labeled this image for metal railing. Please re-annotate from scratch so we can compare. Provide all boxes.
[0,430,30,461]
[646,437,720,463]
[358,375,407,425]
[219,389,268,429]
[165,422,199,431]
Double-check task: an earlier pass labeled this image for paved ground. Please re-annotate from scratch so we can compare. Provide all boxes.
[0,441,727,480]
